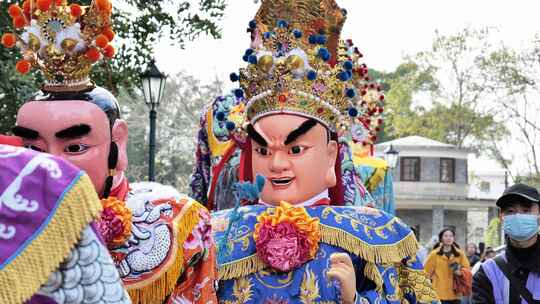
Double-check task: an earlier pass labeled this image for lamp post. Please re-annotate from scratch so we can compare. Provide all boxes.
[140,59,167,181]
[384,144,399,170]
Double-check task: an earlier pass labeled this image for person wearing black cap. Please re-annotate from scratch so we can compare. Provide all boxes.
[472,183,540,303]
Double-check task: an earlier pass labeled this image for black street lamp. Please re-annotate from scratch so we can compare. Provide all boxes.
[140,59,167,182]
[384,144,399,170]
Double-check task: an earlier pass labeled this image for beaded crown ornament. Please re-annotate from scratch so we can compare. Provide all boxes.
[338,39,385,147]
[227,20,377,138]
[1,0,115,92]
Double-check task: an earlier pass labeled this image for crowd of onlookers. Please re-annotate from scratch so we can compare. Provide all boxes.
[415,183,540,304]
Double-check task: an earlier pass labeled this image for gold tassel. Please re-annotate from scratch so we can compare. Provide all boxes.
[319,224,419,264]
[218,254,266,280]
[127,198,205,304]
[0,174,102,304]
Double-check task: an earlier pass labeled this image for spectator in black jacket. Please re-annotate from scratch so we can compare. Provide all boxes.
[472,183,540,304]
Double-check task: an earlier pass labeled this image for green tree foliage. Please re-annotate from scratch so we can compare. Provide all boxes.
[121,71,223,191]
[379,28,507,152]
[0,0,226,133]
[479,37,540,179]
[484,217,501,248]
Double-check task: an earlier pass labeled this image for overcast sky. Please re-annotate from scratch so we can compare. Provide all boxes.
[154,0,540,174]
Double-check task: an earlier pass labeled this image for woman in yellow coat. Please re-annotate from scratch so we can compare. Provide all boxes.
[425,228,471,304]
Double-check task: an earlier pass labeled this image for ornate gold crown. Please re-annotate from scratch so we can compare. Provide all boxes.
[1,0,115,91]
[253,0,346,63]
[229,20,360,133]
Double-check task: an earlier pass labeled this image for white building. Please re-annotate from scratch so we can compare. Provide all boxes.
[375,136,505,246]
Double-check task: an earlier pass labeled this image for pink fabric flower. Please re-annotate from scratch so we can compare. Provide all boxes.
[97,207,125,246]
[255,221,311,272]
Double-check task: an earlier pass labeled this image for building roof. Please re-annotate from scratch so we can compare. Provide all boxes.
[376,135,455,149]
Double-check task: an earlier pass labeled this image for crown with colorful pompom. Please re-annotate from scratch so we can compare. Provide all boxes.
[1,0,115,92]
[337,39,386,147]
[228,19,361,133]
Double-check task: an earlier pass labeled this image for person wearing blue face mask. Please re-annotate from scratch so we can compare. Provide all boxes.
[472,183,540,304]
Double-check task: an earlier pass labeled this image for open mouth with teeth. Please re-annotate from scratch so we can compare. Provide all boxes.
[271,177,295,186]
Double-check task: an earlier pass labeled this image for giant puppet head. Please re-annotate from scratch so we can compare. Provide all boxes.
[224,14,374,206]
[3,0,127,197]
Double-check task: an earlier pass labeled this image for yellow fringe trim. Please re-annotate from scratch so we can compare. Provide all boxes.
[218,224,419,281]
[219,254,266,281]
[206,108,234,158]
[0,174,102,304]
[364,262,384,293]
[127,198,205,304]
[319,224,419,264]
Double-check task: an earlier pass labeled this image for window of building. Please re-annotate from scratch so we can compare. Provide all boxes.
[480,181,491,193]
[440,158,455,183]
[401,157,420,181]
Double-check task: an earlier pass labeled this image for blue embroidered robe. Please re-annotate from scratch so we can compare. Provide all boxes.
[212,205,439,304]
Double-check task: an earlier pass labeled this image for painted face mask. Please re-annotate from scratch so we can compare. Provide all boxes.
[503,214,540,241]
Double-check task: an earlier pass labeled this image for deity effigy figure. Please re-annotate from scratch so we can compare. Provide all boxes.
[188,0,396,213]
[210,1,439,303]
[2,1,217,303]
[0,142,130,304]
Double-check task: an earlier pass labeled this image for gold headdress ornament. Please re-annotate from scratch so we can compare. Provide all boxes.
[1,0,115,92]
[226,19,366,136]
[253,0,346,63]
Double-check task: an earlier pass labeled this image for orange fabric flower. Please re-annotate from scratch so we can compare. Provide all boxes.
[2,33,17,48]
[69,3,82,17]
[13,15,27,28]
[103,44,115,58]
[102,26,115,41]
[16,59,32,74]
[85,47,101,62]
[36,0,52,12]
[95,34,109,48]
[8,4,23,18]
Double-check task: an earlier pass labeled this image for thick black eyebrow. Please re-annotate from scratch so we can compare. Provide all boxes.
[284,119,318,145]
[12,126,39,140]
[247,124,268,147]
[55,124,91,139]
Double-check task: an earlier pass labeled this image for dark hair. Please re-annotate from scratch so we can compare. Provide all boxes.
[28,86,121,128]
[433,228,461,257]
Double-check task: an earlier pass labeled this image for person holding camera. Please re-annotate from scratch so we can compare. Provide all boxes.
[425,228,472,304]
[472,183,540,303]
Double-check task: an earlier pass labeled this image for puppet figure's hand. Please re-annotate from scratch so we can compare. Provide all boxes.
[327,253,357,304]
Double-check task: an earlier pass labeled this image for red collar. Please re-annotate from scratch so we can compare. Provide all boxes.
[104,177,130,201]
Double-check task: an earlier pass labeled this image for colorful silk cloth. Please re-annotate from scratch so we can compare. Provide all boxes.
[212,203,439,304]
[189,94,374,211]
[347,142,396,215]
[0,145,130,304]
[108,181,218,304]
